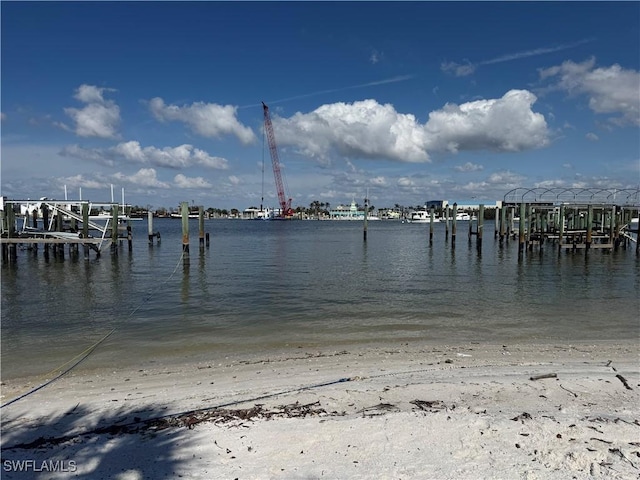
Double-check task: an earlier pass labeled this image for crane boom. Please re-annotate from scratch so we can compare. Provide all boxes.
[262,101,293,217]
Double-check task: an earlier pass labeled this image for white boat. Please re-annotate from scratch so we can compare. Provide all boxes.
[455,212,476,221]
[408,210,440,223]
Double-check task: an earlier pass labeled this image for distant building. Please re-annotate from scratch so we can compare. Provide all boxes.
[329,199,364,220]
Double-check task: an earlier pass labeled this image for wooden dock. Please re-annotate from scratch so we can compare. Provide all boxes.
[1,198,135,261]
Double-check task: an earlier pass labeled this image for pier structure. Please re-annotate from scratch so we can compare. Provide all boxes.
[0,198,136,262]
[494,188,640,255]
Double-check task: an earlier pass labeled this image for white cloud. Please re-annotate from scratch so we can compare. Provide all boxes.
[370,176,386,186]
[534,179,567,188]
[60,144,116,167]
[1,112,6,122]
[441,60,476,77]
[58,174,106,189]
[64,84,120,138]
[397,177,415,187]
[62,141,229,170]
[454,162,484,172]
[539,58,640,126]
[174,174,212,189]
[425,90,549,152]
[442,39,594,77]
[270,92,548,166]
[274,99,431,163]
[228,175,241,185]
[113,168,171,188]
[370,49,382,64]
[487,171,526,186]
[586,132,599,141]
[149,97,256,144]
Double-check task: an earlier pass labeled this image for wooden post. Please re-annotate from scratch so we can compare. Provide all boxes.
[199,206,205,250]
[526,204,533,251]
[585,204,593,252]
[429,206,435,245]
[477,204,484,251]
[82,202,90,260]
[635,207,640,255]
[56,210,64,259]
[6,204,16,262]
[148,211,154,245]
[181,201,189,254]
[518,202,526,256]
[451,202,457,247]
[558,204,566,254]
[363,195,368,242]
[500,204,506,246]
[111,204,118,254]
[445,205,450,239]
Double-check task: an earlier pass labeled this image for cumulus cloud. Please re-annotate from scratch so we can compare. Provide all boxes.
[58,174,106,189]
[539,58,640,126]
[273,99,431,163]
[61,141,229,170]
[425,90,549,152]
[149,97,256,144]
[174,173,212,189]
[63,84,120,138]
[113,141,229,169]
[397,177,415,187]
[113,168,171,188]
[270,92,549,165]
[454,162,484,172]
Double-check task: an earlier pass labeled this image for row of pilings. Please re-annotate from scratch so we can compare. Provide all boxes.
[456,202,639,256]
[496,202,639,257]
[1,200,208,264]
[397,201,639,257]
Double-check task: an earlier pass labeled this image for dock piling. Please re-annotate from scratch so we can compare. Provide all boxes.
[181,201,189,254]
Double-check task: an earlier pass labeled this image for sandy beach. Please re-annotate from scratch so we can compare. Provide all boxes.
[1,341,638,479]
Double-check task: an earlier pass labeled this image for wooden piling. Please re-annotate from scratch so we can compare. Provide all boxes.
[148,211,154,245]
[82,202,90,260]
[363,195,368,242]
[518,202,526,256]
[451,203,457,247]
[445,205,450,239]
[111,204,118,254]
[429,206,435,244]
[585,204,593,251]
[499,204,506,246]
[477,204,484,251]
[181,201,189,254]
[199,206,205,250]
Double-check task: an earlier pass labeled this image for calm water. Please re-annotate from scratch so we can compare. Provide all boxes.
[1,218,639,380]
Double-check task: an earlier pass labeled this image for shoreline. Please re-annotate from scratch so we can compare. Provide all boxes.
[2,340,638,478]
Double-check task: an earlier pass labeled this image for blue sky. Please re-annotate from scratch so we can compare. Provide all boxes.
[2,1,639,211]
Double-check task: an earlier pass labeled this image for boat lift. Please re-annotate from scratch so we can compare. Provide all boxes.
[1,198,135,254]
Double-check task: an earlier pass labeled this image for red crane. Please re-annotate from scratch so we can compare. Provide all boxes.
[262,101,294,218]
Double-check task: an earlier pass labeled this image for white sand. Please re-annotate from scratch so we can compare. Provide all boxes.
[1,342,639,479]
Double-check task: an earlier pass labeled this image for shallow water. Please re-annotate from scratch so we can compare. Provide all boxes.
[2,218,638,379]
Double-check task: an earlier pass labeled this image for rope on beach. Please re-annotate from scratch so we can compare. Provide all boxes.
[1,251,186,410]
